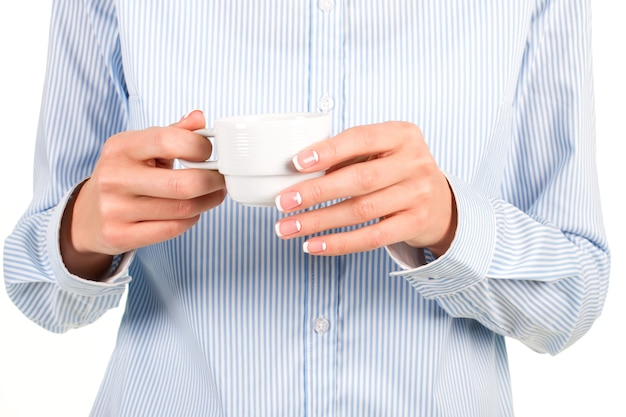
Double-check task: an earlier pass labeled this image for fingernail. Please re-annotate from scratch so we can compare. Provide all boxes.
[293,150,319,171]
[274,219,302,237]
[275,191,302,212]
[180,109,200,121]
[303,240,327,254]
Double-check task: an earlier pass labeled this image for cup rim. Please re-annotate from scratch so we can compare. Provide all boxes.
[215,111,328,125]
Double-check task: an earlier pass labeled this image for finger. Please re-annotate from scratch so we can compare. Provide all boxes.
[96,163,225,200]
[169,110,212,162]
[325,155,371,174]
[106,216,204,253]
[300,214,418,256]
[125,190,227,222]
[275,182,415,238]
[102,126,212,163]
[276,156,406,213]
[171,109,206,130]
[292,122,421,172]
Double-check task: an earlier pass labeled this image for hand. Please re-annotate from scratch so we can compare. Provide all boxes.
[274,121,457,257]
[60,110,226,279]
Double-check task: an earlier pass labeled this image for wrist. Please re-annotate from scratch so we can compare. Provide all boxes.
[427,194,458,258]
[59,184,114,281]
[406,178,458,258]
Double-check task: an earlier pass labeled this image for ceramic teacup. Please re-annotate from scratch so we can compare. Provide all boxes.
[180,112,331,207]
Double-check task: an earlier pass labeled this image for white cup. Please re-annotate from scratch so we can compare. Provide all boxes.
[180,112,331,207]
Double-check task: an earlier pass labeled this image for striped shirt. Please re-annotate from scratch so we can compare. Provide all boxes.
[3,0,610,416]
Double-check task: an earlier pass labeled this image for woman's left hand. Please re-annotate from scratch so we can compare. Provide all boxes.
[274,121,457,257]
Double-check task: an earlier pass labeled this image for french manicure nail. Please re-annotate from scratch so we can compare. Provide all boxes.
[303,240,327,254]
[180,109,202,121]
[274,219,302,237]
[293,150,319,171]
[275,191,302,212]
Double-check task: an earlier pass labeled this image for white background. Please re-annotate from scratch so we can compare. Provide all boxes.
[0,2,624,416]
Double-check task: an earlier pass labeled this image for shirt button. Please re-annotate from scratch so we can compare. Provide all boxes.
[318,95,335,112]
[313,316,330,334]
[319,0,335,12]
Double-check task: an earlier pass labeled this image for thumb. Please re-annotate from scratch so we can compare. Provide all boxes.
[172,109,207,131]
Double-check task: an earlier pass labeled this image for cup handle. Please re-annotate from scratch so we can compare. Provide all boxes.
[178,128,219,169]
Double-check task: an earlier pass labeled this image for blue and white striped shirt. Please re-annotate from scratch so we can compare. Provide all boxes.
[3,0,610,416]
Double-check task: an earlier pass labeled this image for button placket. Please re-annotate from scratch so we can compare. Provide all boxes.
[306,2,343,417]
[309,0,342,121]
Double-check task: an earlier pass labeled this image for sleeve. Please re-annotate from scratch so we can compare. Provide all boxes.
[2,0,131,333]
[387,0,610,355]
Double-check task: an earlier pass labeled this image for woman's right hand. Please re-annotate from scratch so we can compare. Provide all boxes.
[60,110,226,280]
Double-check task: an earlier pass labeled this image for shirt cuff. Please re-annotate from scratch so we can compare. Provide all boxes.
[46,181,133,296]
[388,173,496,299]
